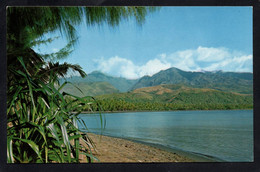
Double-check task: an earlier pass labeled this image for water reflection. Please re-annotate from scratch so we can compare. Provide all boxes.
[79,110,253,162]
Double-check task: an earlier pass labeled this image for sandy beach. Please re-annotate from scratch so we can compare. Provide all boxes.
[79,133,195,163]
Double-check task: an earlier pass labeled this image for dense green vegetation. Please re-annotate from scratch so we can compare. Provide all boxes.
[87,99,252,112]
[131,67,253,94]
[7,63,102,163]
[7,6,155,163]
[76,84,253,112]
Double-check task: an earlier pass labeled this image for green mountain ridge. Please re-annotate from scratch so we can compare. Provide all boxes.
[130,67,253,94]
[60,71,138,92]
[60,81,120,97]
[83,84,253,111]
[60,67,253,96]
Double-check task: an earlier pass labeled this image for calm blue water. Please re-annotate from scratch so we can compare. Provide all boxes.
[78,110,253,162]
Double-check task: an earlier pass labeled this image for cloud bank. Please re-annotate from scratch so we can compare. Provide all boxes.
[94,46,252,79]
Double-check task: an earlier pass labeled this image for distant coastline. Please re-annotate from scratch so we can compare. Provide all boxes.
[79,108,253,114]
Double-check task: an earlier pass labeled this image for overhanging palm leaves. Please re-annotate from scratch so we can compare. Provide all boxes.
[7,7,156,48]
[7,6,157,163]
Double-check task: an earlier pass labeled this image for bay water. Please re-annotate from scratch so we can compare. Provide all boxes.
[78,110,253,162]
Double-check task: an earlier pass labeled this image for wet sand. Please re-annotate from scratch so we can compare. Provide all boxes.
[79,133,195,163]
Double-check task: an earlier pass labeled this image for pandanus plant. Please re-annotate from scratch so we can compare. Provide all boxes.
[7,6,157,163]
[7,55,105,163]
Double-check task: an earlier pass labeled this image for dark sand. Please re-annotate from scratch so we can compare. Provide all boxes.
[79,133,195,163]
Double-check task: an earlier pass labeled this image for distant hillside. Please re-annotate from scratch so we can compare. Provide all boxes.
[99,84,253,104]
[60,68,253,95]
[60,71,138,92]
[130,67,253,94]
[81,84,253,111]
[60,81,120,97]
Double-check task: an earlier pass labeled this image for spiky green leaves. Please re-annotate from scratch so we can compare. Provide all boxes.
[7,58,103,163]
[7,6,157,163]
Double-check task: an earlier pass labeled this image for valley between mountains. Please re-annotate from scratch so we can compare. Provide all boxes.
[60,67,253,111]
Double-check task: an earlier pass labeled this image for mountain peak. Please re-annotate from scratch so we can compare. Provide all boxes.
[89,71,105,75]
[130,67,253,94]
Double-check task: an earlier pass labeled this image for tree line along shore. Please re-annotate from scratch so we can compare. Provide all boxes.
[69,98,253,113]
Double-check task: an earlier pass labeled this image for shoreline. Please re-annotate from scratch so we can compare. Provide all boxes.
[79,108,253,114]
[79,133,219,163]
[122,136,223,162]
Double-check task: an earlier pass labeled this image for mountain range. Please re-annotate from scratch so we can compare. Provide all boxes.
[60,67,253,96]
[60,81,120,97]
[130,67,253,94]
[60,71,137,92]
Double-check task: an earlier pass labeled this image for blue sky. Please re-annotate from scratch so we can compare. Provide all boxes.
[35,7,253,79]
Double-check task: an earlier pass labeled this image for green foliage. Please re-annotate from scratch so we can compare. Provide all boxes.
[7,6,156,163]
[7,57,104,163]
[7,7,157,80]
[81,84,253,112]
[7,7,157,49]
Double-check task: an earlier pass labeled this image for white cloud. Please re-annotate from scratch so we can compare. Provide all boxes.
[196,46,229,62]
[166,46,252,72]
[94,46,252,79]
[95,56,139,79]
[95,56,170,79]
[167,49,199,71]
[138,58,171,77]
